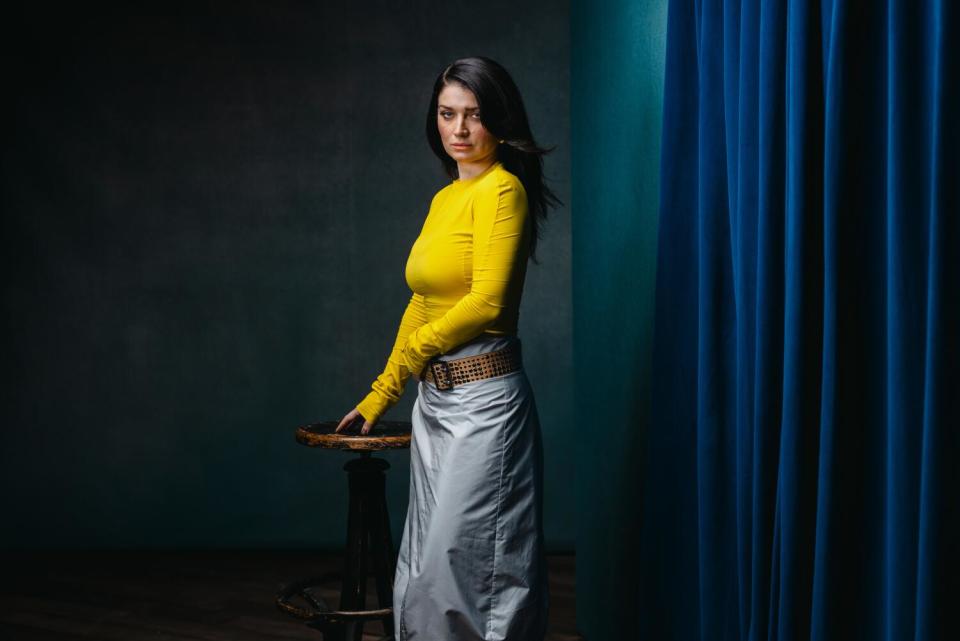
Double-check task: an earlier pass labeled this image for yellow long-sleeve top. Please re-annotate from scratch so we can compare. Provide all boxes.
[355,160,531,424]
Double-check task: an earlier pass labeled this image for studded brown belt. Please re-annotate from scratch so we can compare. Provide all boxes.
[421,340,523,390]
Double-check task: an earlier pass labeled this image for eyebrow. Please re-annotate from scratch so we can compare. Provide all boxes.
[438,104,479,111]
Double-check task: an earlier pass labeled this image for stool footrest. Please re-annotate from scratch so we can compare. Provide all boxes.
[306,607,393,623]
[275,574,393,623]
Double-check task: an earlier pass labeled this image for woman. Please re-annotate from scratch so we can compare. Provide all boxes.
[336,56,561,641]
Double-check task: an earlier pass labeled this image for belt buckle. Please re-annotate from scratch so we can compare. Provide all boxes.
[429,359,454,390]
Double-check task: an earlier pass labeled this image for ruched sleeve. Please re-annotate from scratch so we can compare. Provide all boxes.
[354,175,529,425]
[399,179,529,380]
[355,292,430,423]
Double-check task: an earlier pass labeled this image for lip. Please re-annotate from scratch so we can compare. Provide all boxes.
[450,143,472,148]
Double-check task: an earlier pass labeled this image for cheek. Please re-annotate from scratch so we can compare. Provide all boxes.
[474,125,494,145]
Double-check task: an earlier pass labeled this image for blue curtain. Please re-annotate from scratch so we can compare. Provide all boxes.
[639,1,958,640]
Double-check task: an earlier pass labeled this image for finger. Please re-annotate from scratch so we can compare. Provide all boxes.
[339,407,361,432]
[360,421,373,435]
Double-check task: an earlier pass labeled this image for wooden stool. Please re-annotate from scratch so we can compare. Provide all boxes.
[276,420,411,641]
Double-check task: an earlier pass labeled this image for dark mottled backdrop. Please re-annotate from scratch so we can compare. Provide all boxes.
[2,1,571,551]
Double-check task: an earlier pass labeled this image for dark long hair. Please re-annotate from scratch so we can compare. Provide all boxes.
[425,56,562,265]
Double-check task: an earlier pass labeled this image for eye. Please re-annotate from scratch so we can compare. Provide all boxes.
[471,113,481,119]
[440,111,453,119]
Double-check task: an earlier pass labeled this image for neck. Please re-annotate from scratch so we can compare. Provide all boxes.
[456,155,497,181]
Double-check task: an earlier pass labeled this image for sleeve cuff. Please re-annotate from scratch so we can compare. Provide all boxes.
[355,391,388,425]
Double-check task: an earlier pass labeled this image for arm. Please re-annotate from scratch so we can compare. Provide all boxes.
[355,291,430,424]
[398,178,529,379]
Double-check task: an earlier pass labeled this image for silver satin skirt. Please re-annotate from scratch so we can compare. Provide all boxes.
[393,333,549,641]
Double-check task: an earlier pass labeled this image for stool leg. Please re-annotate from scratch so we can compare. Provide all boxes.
[332,455,394,641]
[340,458,370,641]
[369,467,396,637]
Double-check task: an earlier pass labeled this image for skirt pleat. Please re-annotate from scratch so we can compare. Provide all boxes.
[393,334,549,641]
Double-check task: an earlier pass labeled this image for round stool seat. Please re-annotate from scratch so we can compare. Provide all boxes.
[295,420,412,451]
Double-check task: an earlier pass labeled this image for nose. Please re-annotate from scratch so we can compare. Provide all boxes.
[454,115,469,136]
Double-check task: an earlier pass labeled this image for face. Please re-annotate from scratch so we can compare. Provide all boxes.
[436,82,499,166]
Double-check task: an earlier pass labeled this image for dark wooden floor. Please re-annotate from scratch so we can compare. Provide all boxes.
[0,551,582,640]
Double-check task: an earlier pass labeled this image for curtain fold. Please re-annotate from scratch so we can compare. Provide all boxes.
[639,1,959,639]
